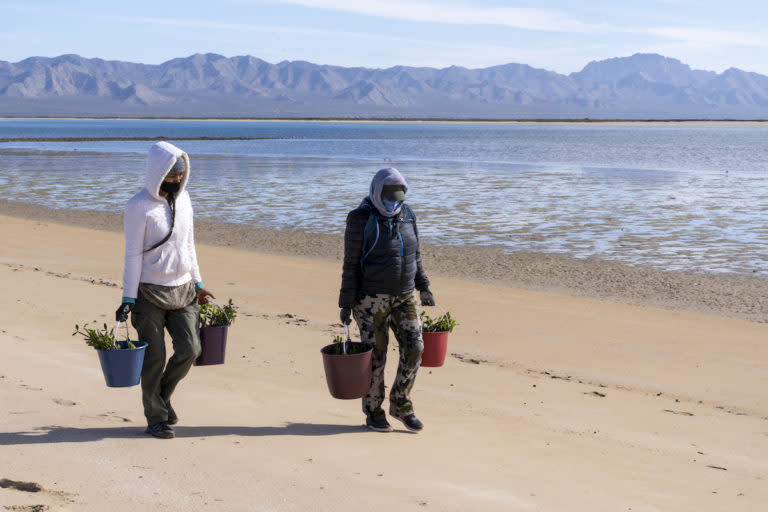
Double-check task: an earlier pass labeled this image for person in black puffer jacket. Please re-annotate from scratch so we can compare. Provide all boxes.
[338,167,435,433]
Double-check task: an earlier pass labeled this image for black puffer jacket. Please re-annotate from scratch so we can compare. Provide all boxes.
[338,199,430,308]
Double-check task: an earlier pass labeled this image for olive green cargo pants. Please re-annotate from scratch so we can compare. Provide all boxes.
[131,296,201,425]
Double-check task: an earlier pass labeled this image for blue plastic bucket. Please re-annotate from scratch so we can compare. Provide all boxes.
[95,341,147,387]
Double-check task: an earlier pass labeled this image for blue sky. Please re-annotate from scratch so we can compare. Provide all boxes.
[2,0,767,74]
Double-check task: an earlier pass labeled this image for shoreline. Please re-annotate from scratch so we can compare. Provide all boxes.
[2,198,766,323]
[1,117,767,126]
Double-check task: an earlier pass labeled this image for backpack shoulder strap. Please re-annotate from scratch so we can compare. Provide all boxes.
[360,203,380,266]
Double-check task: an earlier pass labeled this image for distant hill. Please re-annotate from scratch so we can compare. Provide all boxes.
[1,53,767,119]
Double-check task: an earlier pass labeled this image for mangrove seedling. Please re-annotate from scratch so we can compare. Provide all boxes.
[200,298,238,327]
[420,311,457,333]
[73,323,135,350]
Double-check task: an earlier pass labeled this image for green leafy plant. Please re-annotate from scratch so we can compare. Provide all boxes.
[420,311,457,333]
[200,299,238,327]
[73,323,135,350]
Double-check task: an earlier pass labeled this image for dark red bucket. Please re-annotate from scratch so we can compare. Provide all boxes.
[321,342,373,399]
[420,331,449,367]
[195,325,228,366]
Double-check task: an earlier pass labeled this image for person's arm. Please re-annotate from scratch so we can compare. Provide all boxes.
[121,199,147,303]
[185,196,214,304]
[338,210,364,308]
[187,200,203,288]
[413,220,430,292]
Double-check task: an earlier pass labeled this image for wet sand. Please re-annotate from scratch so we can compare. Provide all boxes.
[2,117,767,125]
[0,136,273,143]
[1,198,766,323]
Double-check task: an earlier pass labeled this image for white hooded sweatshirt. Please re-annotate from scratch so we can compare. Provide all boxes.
[121,142,202,302]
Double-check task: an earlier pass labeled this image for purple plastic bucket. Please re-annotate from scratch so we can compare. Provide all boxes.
[95,341,147,388]
[195,325,228,366]
[320,342,373,399]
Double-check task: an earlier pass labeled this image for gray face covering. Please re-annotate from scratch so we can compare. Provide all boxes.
[382,198,401,212]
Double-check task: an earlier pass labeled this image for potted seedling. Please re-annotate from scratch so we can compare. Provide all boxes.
[419,308,457,367]
[320,326,373,399]
[73,322,147,387]
[196,298,237,366]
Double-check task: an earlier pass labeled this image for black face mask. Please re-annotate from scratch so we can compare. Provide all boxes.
[160,181,181,196]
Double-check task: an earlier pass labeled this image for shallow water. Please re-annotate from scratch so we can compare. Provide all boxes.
[1,119,767,275]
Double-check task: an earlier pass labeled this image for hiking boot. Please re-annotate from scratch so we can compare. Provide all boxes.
[365,416,393,432]
[395,413,424,432]
[166,402,178,425]
[145,422,175,439]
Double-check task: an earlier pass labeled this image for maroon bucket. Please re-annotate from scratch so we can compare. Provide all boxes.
[321,342,373,399]
[420,331,449,367]
[195,325,228,366]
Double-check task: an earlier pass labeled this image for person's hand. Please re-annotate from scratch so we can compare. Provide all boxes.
[339,307,352,325]
[196,288,215,305]
[419,288,436,307]
[115,302,133,322]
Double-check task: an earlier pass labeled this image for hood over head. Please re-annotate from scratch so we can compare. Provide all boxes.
[368,167,408,217]
[144,141,190,200]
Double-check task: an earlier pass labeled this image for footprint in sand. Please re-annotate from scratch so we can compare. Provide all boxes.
[52,398,77,407]
[663,409,694,416]
[277,313,309,326]
[451,353,488,365]
[81,413,132,423]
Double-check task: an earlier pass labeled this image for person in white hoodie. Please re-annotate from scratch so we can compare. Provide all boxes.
[115,141,214,439]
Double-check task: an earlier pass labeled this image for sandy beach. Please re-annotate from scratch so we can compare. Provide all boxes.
[1,209,767,511]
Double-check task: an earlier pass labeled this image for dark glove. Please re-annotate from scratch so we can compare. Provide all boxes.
[339,307,352,325]
[419,288,436,307]
[115,302,134,322]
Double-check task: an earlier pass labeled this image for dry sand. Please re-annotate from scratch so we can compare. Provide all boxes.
[1,212,767,511]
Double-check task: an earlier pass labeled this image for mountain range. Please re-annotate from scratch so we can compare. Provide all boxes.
[1,52,767,119]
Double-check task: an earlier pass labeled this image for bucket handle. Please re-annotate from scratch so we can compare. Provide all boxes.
[203,300,230,326]
[341,323,352,355]
[113,320,131,349]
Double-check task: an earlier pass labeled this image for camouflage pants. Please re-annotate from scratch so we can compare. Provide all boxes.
[353,292,423,420]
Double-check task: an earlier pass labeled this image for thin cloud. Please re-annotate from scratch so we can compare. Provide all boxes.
[649,27,768,49]
[96,14,541,65]
[275,0,595,32]
[98,14,437,44]
[275,0,768,52]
